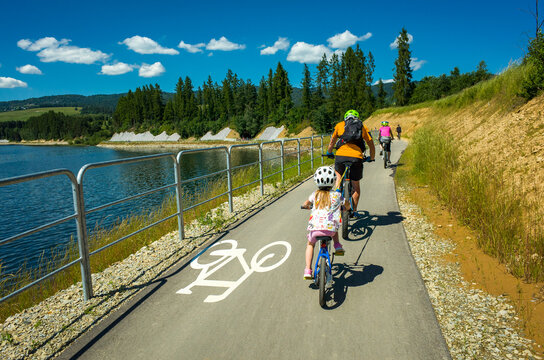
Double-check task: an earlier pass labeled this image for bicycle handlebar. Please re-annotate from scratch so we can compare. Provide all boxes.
[321,154,374,162]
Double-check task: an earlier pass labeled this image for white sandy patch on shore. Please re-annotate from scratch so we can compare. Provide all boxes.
[109,131,181,142]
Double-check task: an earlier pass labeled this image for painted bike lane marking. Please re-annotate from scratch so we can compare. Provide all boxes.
[176,239,291,303]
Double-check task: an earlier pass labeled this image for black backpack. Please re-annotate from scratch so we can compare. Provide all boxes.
[335,118,365,151]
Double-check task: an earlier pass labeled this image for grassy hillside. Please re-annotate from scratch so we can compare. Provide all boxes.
[0,107,82,122]
[367,63,544,282]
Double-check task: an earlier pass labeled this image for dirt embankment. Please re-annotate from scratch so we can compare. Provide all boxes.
[367,95,544,202]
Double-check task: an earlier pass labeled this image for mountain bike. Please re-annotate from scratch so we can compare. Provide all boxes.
[381,137,392,169]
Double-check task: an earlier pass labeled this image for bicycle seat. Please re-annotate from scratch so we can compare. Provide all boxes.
[315,236,332,242]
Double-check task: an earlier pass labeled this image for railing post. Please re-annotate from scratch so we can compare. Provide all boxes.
[321,136,324,165]
[297,139,301,176]
[72,181,93,301]
[281,140,285,182]
[227,148,233,212]
[174,160,185,240]
[310,137,314,169]
[259,145,264,195]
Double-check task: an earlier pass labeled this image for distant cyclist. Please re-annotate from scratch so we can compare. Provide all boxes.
[325,109,375,217]
[379,121,393,164]
[396,124,402,140]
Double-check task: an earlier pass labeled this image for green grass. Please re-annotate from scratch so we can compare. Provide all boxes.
[397,125,544,282]
[0,107,82,122]
[0,140,328,322]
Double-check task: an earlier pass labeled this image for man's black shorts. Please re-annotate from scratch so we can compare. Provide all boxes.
[335,155,363,181]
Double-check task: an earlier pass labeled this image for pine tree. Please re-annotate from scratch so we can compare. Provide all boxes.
[315,54,329,107]
[301,64,313,113]
[393,28,414,106]
[376,79,387,108]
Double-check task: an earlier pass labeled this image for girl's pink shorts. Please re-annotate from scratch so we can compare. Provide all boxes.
[307,230,336,245]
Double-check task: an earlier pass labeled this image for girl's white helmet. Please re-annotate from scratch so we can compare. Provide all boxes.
[313,166,335,188]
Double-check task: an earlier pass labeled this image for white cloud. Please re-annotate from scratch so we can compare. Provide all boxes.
[16,64,42,75]
[178,40,206,53]
[121,36,179,55]
[260,37,290,55]
[17,37,109,64]
[287,42,333,64]
[390,33,414,49]
[0,77,28,88]
[100,62,134,75]
[38,46,109,64]
[410,57,427,71]
[327,30,372,49]
[206,36,246,51]
[17,37,69,51]
[139,62,165,77]
[372,79,395,85]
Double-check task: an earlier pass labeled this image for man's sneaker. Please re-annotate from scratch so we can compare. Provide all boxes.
[304,268,313,280]
[334,244,345,256]
[379,150,383,155]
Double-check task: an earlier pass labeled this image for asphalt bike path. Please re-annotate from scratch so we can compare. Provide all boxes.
[61,140,451,360]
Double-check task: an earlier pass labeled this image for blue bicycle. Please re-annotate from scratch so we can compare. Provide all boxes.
[300,205,334,308]
[314,234,334,307]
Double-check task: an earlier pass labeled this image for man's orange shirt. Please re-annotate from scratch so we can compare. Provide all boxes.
[332,121,372,159]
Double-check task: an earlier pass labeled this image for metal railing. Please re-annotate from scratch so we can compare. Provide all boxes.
[0,134,330,303]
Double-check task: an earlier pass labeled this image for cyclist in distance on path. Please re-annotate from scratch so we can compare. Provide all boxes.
[326,109,375,217]
[379,121,394,163]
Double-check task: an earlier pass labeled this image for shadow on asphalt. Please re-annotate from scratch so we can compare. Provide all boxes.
[326,263,384,310]
[346,210,404,242]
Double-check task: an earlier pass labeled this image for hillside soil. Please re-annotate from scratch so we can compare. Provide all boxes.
[367,95,544,204]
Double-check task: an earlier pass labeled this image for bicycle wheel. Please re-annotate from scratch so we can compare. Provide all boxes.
[341,178,350,240]
[318,255,327,307]
[384,151,387,168]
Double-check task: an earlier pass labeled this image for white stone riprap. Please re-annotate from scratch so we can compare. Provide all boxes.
[200,127,236,141]
[109,131,181,142]
[397,185,541,360]
[256,126,285,141]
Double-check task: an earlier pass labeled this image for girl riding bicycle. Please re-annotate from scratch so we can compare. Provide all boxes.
[301,166,349,279]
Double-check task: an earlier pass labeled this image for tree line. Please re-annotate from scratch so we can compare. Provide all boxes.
[0,111,111,145]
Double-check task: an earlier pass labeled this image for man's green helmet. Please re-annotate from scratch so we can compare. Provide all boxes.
[344,109,359,120]
[381,121,389,126]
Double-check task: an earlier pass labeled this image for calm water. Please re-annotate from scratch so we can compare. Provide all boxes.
[0,144,276,280]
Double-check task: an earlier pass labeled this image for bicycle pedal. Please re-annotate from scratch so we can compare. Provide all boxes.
[335,249,345,256]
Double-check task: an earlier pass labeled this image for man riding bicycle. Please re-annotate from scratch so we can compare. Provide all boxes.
[326,109,375,216]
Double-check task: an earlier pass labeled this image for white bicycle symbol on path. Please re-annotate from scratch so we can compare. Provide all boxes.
[176,239,291,303]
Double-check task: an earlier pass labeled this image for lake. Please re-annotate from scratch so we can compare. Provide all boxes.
[0,144,279,280]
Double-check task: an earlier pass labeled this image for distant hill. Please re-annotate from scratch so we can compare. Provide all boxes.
[0,94,125,114]
[0,82,393,115]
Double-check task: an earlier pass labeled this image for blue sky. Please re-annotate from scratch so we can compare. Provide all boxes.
[0,0,536,101]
